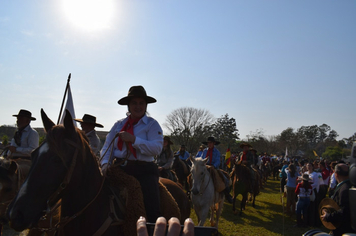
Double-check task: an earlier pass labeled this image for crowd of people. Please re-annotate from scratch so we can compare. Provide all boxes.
[3,85,355,235]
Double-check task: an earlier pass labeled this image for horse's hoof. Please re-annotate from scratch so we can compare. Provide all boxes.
[233,210,237,215]
[239,211,243,216]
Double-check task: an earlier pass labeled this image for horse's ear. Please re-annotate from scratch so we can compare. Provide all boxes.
[189,155,196,164]
[203,157,209,164]
[63,109,76,133]
[41,109,55,132]
[8,161,17,175]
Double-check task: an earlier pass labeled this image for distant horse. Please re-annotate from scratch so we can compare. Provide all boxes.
[232,161,260,216]
[158,168,178,183]
[190,156,224,228]
[0,158,59,236]
[172,156,190,192]
[7,109,183,236]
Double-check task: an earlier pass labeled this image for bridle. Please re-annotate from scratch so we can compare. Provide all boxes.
[33,138,106,234]
[195,166,212,196]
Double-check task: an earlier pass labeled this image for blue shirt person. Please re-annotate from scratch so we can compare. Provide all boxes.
[200,137,221,169]
[176,145,190,161]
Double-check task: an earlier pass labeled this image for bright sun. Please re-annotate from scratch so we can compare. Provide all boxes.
[61,0,115,31]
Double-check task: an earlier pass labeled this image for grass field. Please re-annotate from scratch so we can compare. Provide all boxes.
[189,179,328,236]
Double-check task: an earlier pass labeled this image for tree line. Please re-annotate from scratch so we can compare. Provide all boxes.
[1,107,355,161]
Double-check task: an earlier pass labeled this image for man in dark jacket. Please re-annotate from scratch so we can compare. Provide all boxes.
[321,163,355,236]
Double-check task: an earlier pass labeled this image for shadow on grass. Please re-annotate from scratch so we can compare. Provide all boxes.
[218,179,326,236]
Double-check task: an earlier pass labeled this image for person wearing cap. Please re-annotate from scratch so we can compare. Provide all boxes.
[7,109,39,158]
[320,163,355,235]
[294,174,313,227]
[100,85,163,223]
[74,114,103,156]
[176,145,190,160]
[155,136,174,180]
[198,137,233,203]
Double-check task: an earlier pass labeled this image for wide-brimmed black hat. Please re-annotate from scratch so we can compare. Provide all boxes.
[250,147,257,153]
[118,86,156,105]
[164,136,173,145]
[239,142,252,148]
[202,137,220,145]
[74,114,103,128]
[319,198,341,230]
[13,109,36,121]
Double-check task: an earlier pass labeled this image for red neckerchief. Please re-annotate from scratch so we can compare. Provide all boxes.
[241,151,247,161]
[117,116,141,158]
[207,148,213,164]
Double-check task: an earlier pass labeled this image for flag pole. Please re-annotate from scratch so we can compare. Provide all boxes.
[57,73,71,125]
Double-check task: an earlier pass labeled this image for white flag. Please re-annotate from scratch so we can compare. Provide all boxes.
[60,84,77,127]
[285,147,288,159]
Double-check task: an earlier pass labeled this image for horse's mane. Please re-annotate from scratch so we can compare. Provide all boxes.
[46,125,96,167]
[234,161,250,182]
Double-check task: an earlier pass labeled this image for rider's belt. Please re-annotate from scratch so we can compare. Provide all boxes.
[115,158,150,166]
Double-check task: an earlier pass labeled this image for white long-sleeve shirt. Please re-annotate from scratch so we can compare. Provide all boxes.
[9,125,39,157]
[305,171,322,193]
[100,115,163,165]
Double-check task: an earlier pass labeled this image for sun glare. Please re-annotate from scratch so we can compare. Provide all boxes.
[61,0,115,32]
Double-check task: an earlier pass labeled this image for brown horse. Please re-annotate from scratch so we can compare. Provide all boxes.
[231,161,260,216]
[7,109,184,236]
[172,156,190,192]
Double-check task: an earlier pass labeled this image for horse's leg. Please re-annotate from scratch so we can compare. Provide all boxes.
[197,207,209,226]
[215,194,224,229]
[240,193,247,216]
[209,204,215,227]
[232,194,237,215]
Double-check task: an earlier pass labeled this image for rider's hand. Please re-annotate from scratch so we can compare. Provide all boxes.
[137,216,194,236]
[8,146,17,153]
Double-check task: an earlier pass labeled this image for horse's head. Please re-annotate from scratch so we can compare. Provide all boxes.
[189,156,209,195]
[7,109,95,231]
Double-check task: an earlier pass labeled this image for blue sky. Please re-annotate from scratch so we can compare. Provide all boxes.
[1,0,355,141]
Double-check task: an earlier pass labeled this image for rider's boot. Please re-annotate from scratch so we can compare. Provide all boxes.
[224,187,233,204]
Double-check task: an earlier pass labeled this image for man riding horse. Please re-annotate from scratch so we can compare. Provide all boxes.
[6,109,39,159]
[236,142,256,193]
[197,137,233,203]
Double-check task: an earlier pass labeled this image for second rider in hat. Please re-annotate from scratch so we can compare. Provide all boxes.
[74,114,103,156]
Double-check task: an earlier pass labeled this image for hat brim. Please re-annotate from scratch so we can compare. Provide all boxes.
[202,141,220,145]
[73,119,104,128]
[319,198,341,230]
[240,143,251,148]
[118,96,156,105]
[13,115,36,121]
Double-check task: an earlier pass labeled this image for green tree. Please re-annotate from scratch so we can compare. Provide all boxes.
[211,114,239,152]
[322,146,343,161]
[2,135,9,146]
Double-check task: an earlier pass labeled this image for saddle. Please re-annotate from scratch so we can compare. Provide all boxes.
[187,166,227,193]
[106,165,180,235]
